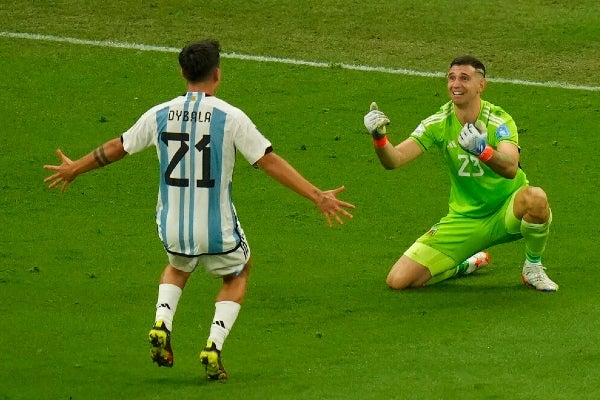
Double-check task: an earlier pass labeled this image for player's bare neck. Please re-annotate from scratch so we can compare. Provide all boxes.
[187,82,216,96]
[454,100,481,125]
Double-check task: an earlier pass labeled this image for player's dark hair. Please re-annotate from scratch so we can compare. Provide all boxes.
[450,55,486,77]
[179,39,221,83]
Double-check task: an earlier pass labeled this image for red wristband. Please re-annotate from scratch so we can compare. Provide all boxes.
[373,136,388,148]
[478,145,493,162]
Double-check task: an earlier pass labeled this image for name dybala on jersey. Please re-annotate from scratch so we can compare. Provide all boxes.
[409,100,528,218]
[122,92,272,256]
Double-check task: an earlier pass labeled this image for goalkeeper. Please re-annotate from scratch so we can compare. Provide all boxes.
[363,55,558,291]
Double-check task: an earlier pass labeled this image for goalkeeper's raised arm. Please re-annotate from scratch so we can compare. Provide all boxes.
[363,102,423,170]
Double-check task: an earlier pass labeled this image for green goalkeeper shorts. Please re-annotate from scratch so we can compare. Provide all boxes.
[404,190,523,278]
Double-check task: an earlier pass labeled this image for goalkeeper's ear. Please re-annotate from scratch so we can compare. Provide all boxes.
[370,102,379,111]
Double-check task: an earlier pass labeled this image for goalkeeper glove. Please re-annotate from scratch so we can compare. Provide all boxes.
[363,102,390,140]
[458,120,489,157]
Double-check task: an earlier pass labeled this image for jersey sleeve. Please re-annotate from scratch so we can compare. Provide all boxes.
[484,104,520,149]
[229,109,272,165]
[121,106,161,155]
[409,122,433,151]
[409,102,451,151]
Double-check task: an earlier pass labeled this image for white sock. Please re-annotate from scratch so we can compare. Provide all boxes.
[208,301,241,351]
[154,283,182,331]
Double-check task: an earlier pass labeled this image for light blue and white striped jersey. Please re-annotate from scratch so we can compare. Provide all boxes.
[122,92,272,256]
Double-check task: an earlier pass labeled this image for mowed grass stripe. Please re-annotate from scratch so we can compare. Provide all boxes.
[2,31,599,92]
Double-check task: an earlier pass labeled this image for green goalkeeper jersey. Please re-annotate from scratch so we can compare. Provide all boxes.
[410,100,528,218]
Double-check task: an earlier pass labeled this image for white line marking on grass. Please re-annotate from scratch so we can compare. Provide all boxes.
[2,31,599,92]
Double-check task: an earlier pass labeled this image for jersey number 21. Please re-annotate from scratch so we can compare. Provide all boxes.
[161,132,215,188]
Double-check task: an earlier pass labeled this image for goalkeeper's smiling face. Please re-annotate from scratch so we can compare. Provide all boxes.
[447,65,487,107]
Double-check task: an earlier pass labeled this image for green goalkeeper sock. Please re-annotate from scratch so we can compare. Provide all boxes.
[520,211,552,264]
[456,258,471,275]
[426,268,458,285]
[426,257,476,285]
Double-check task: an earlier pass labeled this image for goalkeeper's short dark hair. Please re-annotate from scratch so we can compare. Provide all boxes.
[179,39,221,83]
[450,55,486,77]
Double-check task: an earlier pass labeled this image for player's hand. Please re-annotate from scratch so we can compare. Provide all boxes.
[43,149,76,193]
[363,102,390,140]
[458,120,487,156]
[315,186,355,227]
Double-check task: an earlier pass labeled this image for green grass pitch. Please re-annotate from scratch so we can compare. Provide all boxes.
[1,1,599,399]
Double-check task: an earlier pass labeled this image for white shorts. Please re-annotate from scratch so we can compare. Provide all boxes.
[167,233,251,277]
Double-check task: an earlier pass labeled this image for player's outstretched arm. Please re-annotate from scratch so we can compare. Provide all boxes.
[43,137,127,193]
[255,152,355,227]
[364,102,422,169]
[374,138,423,170]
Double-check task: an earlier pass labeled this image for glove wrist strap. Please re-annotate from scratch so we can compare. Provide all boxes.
[371,131,385,140]
[478,145,493,162]
[373,136,388,148]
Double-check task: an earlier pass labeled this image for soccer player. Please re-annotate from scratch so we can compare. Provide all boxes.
[44,39,355,380]
[363,55,558,292]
